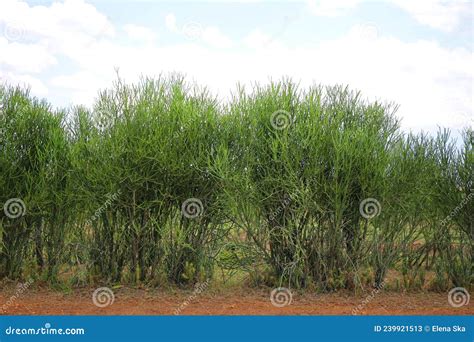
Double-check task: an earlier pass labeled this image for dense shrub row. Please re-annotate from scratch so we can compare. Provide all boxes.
[0,77,472,291]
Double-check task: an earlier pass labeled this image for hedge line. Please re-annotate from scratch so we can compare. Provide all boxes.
[0,77,472,290]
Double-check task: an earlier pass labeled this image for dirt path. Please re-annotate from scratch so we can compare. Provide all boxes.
[1,286,472,315]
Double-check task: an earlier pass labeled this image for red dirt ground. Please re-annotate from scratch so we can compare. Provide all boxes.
[1,286,472,315]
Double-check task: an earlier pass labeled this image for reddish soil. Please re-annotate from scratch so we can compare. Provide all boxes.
[1,285,472,315]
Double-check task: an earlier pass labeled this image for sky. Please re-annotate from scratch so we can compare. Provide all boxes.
[0,0,472,137]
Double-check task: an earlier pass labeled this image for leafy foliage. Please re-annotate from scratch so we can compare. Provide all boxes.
[0,79,471,290]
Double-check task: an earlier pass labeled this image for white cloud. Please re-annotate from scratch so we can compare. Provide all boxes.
[298,31,472,130]
[390,0,470,32]
[0,0,114,44]
[14,74,49,96]
[123,24,157,43]
[51,72,107,105]
[0,70,48,96]
[0,0,471,135]
[0,37,57,72]
[306,0,364,17]
[165,12,233,48]
[0,0,116,103]
[201,26,233,49]
[165,13,178,32]
[68,25,470,131]
[306,0,470,32]
[243,29,271,48]
[51,71,110,91]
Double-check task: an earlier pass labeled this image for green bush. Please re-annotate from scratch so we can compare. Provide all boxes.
[0,79,471,291]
